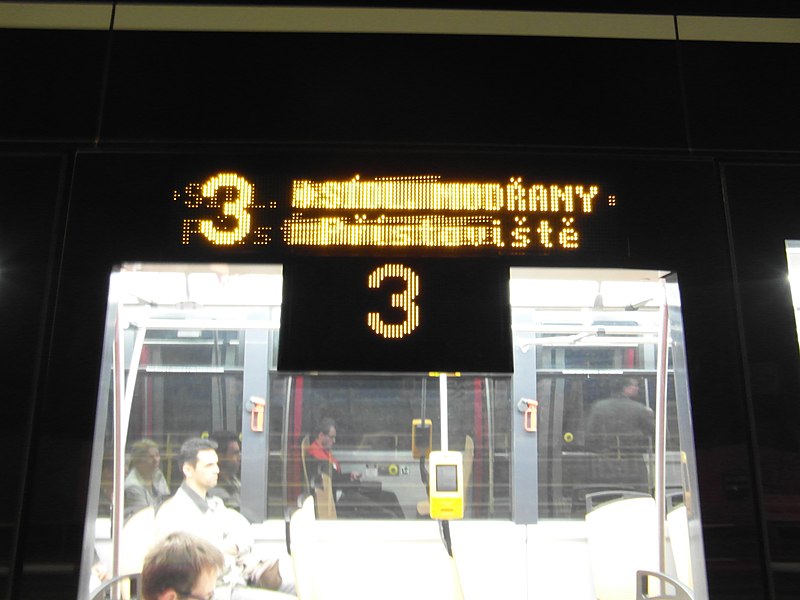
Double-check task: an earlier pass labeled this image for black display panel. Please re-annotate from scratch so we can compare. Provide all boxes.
[67,152,629,263]
[171,170,620,259]
[67,151,719,373]
[278,258,512,372]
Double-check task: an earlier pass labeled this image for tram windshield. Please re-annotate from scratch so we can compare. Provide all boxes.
[81,263,708,600]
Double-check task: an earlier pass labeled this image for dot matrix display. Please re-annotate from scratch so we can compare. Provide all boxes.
[366,263,420,339]
[175,172,615,254]
[277,259,513,372]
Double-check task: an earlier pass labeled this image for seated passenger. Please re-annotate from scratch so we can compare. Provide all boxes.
[208,431,242,511]
[154,437,294,596]
[124,439,171,519]
[142,531,224,600]
[306,418,404,519]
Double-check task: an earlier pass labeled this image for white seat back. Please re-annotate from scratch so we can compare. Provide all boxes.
[667,505,693,589]
[120,506,156,575]
[289,495,318,600]
[586,496,659,600]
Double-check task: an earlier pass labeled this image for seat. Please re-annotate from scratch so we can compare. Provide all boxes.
[90,573,142,600]
[636,570,694,600]
[300,435,311,493]
[288,495,318,600]
[314,472,337,520]
[288,492,466,600]
[120,506,156,575]
[301,435,336,519]
[667,504,693,589]
[585,494,658,600]
[106,506,156,599]
[417,435,474,518]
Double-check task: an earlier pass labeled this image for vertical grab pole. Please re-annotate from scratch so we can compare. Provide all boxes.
[111,313,126,581]
[439,373,448,451]
[112,321,146,582]
[655,291,670,586]
[123,327,146,449]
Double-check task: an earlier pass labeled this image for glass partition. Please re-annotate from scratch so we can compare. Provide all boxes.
[81,263,282,595]
[510,269,677,518]
[266,372,512,520]
[510,268,707,597]
[81,262,707,600]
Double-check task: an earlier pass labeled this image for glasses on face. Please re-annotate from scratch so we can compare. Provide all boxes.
[179,591,214,600]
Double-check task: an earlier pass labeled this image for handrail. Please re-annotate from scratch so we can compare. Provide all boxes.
[636,570,693,600]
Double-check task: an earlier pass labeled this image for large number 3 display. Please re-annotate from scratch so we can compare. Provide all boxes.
[187,173,254,245]
[278,259,512,373]
[367,264,420,339]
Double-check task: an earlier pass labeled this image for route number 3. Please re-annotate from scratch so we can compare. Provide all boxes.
[367,264,420,339]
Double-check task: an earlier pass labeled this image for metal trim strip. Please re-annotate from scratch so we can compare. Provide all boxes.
[2,2,800,44]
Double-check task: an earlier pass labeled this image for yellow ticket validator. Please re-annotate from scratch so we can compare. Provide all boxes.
[429,450,464,520]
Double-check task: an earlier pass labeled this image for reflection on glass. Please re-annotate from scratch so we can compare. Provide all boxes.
[81,263,707,600]
[274,372,511,520]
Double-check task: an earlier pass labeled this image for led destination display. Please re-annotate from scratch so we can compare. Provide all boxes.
[175,172,615,254]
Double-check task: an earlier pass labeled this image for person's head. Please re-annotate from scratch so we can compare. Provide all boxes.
[315,417,337,450]
[179,438,219,495]
[619,377,641,399]
[130,439,161,480]
[209,431,241,475]
[142,531,224,600]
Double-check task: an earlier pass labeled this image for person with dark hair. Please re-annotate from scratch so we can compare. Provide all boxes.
[125,439,171,519]
[585,377,656,492]
[155,437,294,596]
[306,418,404,519]
[142,531,224,600]
[208,431,242,511]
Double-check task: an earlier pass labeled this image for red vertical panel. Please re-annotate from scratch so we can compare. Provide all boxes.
[625,347,635,369]
[472,377,484,512]
[288,376,304,502]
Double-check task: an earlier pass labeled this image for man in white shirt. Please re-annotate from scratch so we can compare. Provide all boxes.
[155,438,293,597]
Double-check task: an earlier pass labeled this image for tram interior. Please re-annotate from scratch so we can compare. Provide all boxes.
[81,263,708,600]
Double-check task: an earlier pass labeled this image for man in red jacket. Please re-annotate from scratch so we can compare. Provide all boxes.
[306,418,404,519]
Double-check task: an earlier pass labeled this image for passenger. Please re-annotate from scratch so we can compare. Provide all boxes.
[305,417,405,519]
[124,439,171,519]
[208,431,242,511]
[154,437,294,596]
[585,377,655,492]
[142,531,224,600]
